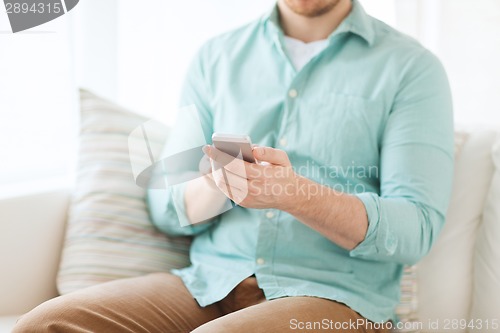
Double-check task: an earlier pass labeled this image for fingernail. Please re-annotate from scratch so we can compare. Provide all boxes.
[202,145,210,154]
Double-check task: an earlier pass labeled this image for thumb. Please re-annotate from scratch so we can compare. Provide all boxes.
[253,146,290,166]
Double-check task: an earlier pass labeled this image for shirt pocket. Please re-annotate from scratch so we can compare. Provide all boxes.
[293,93,385,169]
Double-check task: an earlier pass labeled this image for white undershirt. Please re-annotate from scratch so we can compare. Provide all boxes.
[283,36,329,71]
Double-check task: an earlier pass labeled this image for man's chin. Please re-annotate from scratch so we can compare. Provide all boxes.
[284,0,341,18]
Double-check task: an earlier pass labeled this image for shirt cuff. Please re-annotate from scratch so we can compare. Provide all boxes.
[170,181,215,234]
[349,192,398,259]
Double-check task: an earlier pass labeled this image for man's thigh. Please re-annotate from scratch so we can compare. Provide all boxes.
[13,273,221,333]
[193,296,390,333]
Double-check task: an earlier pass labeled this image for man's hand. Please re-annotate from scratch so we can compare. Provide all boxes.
[204,144,367,250]
[203,145,298,210]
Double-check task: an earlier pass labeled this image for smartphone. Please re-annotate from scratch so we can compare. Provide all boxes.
[211,133,256,163]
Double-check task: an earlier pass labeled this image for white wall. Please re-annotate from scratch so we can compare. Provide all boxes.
[0,13,77,191]
[70,0,118,103]
[439,0,500,125]
[395,0,500,126]
[72,0,275,125]
[361,0,397,27]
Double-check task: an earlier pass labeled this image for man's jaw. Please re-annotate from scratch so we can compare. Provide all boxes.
[283,0,342,18]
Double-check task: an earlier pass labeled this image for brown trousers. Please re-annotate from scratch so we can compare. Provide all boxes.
[13,273,390,333]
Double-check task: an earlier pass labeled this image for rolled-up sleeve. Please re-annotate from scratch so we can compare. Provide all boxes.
[350,50,454,265]
[146,44,217,237]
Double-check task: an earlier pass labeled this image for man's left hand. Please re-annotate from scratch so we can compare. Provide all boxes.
[203,145,298,210]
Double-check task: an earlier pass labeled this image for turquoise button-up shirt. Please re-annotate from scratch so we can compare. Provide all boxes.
[147,0,453,323]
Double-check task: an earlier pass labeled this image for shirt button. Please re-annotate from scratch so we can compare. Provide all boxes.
[279,137,287,147]
[265,211,275,219]
[288,89,298,98]
[256,258,265,265]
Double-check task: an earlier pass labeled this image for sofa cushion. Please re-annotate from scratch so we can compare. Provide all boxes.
[417,128,497,332]
[0,189,68,315]
[0,316,21,333]
[57,90,191,294]
[471,134,500,322]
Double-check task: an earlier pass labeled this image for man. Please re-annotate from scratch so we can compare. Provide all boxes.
[13,0,453,332]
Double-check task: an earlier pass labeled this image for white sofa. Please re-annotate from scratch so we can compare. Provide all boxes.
[0,127,499,333]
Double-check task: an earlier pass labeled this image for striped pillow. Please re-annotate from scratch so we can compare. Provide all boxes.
[57,89,191,294]
[395,265,420,332]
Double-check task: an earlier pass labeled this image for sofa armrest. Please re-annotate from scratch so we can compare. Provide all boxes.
[0,189,70,315]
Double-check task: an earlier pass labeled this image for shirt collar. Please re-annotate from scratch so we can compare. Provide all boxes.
[262,0,375,46]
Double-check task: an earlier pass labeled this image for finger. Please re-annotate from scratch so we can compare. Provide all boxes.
[230,186,248,205]
[212,168,249,204]
[205,145,261,179]
[211,163,249,192]
[204,145,235,167]
[211,166,232,198]
[224,158,263,180]
[252,146,291,166]
[223,155,248,178]
[219,180,248,205]
[223,169,249,192]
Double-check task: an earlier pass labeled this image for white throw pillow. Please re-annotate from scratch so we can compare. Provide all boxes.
[417,129,497,332]
[471,134,500,322]
[395,131,470,333]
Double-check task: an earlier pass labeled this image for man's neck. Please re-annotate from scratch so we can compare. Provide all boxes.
[277,0,352,43]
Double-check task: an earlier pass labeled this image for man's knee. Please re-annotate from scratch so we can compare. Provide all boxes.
[192,319,235,333]
[192,314,276,333]
[12,294,91,333]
